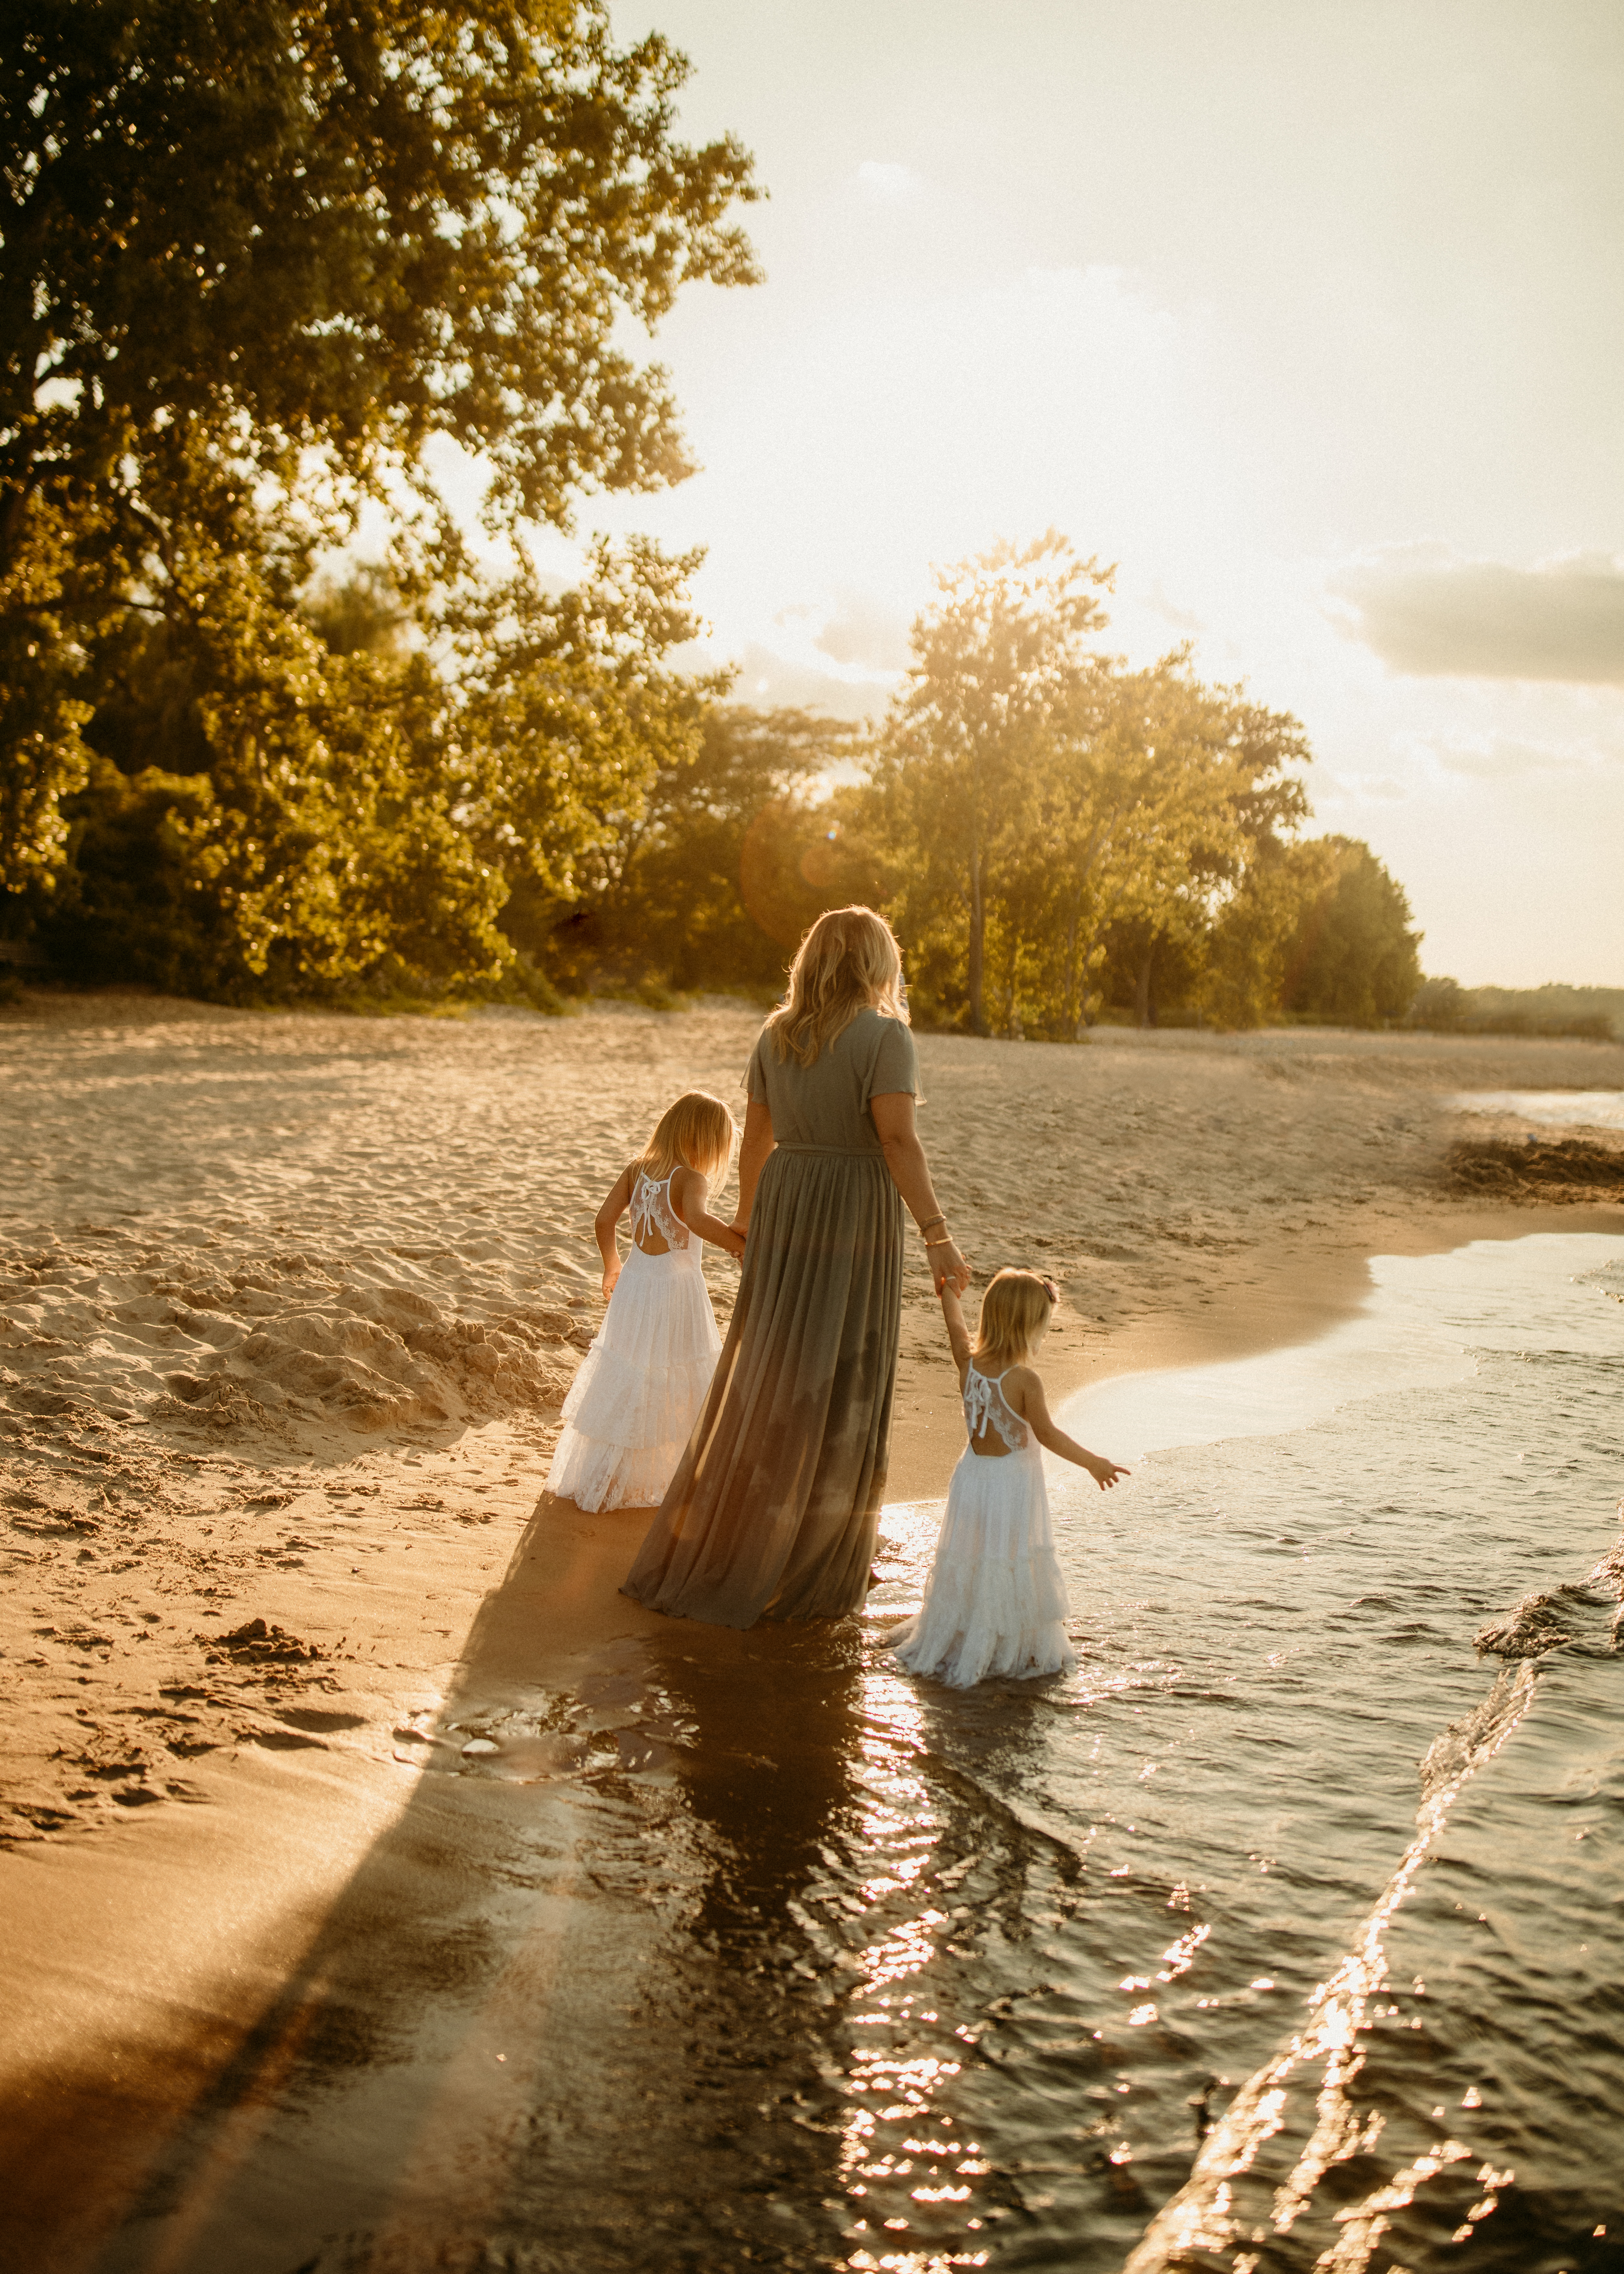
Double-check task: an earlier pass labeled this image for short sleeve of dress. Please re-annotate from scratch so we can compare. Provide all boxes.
[746,1031,770,1104]
[864,1016,918,1106]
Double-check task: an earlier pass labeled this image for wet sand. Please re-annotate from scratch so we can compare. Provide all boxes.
[2,989,1621,2268]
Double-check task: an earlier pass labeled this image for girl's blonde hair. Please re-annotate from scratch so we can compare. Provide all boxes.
[765,905,909,1067]
[638,1091,737,1185]
[973,1268,1057,1370]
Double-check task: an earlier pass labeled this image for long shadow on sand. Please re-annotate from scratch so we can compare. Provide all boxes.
[17,1494,886,2274]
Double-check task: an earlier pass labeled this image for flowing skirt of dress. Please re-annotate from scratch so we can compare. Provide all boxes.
[546,1244,721,1513]
[888,1440,1075,1688]
[622,1146,903,1627]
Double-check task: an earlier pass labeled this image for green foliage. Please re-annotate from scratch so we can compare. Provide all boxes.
[551,704,868,992]
[1,0,759,993]
[1282,836,1423,1025]
[3,0,761,565]
[876,532,1115,1034]
[0,496,93,903]
[870,542,1323,1036]
[1408,978,1621,1042]
[31,455,721,998]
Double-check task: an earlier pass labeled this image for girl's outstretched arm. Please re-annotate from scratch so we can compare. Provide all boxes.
[1007,1365,1129,1489]
[594,1164,636,1300]
[670,1167,746,1260]
[939,1283,973,1389]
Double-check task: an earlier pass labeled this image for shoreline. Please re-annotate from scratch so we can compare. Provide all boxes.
[2,993,1621,2264]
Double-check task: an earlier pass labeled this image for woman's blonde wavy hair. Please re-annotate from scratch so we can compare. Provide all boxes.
[637,1091,737,1185]
[765,906,909,1067]
[972,1268,1057,1370]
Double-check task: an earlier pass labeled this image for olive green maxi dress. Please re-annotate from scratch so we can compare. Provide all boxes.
[622,1008,916,1627]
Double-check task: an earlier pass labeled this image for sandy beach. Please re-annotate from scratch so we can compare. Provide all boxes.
[3,988,1622,2269]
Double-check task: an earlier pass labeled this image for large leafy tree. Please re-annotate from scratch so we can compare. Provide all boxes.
[553,704,864,991]
[1,0,760,911]
[878,532,1114,1034]
[1282,836,1422,1025]
[2,0,760,562]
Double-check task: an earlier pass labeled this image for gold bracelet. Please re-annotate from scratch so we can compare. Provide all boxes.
[924,1234,955,1249]
[919,1212,947,1235]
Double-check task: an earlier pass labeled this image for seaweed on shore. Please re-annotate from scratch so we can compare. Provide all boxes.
[1446,1134,1624,1198]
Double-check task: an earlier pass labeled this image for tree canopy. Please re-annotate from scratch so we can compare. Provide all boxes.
[2,0,762,964]
[3,0,760,567]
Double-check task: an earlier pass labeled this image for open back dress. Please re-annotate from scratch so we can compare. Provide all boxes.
[546,1170,722,1513]
[887,1363,1075,1688]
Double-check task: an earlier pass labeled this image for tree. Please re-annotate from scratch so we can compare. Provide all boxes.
[1086,666,1317,1028]
[2,0,760,901]
[879,532,1114,1033]
[1282,836,1422,1025]
[872,610,1319,1038]
[33,444,719,998]
[3,1,760,567]
[552,704,865,991]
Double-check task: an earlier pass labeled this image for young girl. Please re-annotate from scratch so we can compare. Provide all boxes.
[547,1092,745,1513]
[888,1268,1129,1688]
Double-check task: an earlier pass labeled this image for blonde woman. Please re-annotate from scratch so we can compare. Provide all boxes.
[624,906,969,1627]
[548,1092,744,1513]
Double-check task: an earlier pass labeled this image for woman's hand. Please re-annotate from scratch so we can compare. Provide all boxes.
[722,1226,747,1261]
[601,1262,621,1303]
[1083,1451,1130,1490]
[930,1237,970,1296]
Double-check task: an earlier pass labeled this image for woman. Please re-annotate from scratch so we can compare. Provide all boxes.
[623,906,969,1628]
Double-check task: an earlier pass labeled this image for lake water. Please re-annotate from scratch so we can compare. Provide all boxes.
[1449,1090,1624,1132]
[106,1232,1624,2274]
[820,1232,1624,2273]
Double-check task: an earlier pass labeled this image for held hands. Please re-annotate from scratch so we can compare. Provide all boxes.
[930,1237,971,1297]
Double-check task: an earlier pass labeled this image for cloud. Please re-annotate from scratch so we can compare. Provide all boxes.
[855,160,921,200]
[732,643,888,722]
[1418,734,1586,781]
[1330,548,1624,683]
[804,591,912,672]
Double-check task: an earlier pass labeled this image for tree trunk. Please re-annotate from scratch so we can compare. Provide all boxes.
[967,844,986,1034]
[1134,940,1156,1028]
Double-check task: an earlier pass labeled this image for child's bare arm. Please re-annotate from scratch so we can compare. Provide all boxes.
[939,1283,973,1388]
[670,1168,746,1260]
[594,1164,636,1297]
[1007,1366,1129,1489]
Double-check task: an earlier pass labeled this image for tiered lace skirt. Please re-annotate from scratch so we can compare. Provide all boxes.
[888,1441,1075,1688]
[546,1245,722,1512]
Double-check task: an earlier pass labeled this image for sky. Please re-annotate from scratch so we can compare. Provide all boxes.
[505,0,1624,986]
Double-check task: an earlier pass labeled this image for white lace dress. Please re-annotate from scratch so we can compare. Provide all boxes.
[547,1172,723,1513]
[887,1365,1075,1688]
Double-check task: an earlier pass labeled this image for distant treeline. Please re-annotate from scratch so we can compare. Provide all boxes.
[5,523,1433,1032]
[5,527,1432,1033]
[2,7,1429,1035]
[1407,981,1623,1045]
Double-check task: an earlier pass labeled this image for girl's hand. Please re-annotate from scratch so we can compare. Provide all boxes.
[723,1228,746,1261]
[601,1263,621,1302]
[1084,1452,1129,1491]
[930,1237,970,1296]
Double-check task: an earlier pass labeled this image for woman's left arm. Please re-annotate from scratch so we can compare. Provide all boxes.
[730,1099,775,1235]
[869,1091,970,1294]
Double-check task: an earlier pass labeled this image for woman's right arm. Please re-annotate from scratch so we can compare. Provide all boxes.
[869,1091,970,1294]
[730,1099,775,1235]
